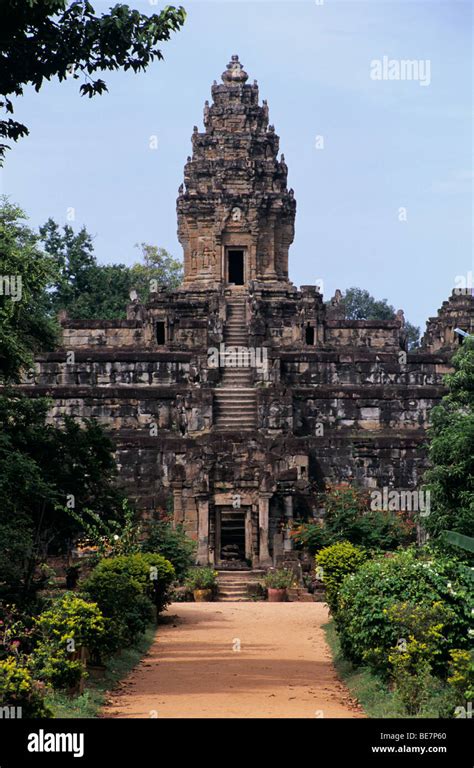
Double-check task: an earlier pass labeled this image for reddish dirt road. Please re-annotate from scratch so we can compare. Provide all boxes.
[102,602,364,718]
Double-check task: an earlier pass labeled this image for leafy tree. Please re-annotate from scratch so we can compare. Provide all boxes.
[422,338,474,538]
[0,198,58,382]
[0,392,125,601]
[0,1,186,162]
[321,485,416,551]
[141,515,196,579]
[338,287,420,349]
[131,242,183,300]
[40,219,182,319]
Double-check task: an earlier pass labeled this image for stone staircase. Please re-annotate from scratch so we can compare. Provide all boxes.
[213,295,257,431]
[217,569,265,602]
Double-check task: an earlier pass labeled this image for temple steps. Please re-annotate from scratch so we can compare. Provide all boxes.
[213,294,257,431]
[216,569,265,602]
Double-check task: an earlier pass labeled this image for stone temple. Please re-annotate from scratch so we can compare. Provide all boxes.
[27,56,474,568]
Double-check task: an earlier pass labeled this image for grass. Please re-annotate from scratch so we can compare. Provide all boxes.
[45,624,156,718]
[323,620,457,718]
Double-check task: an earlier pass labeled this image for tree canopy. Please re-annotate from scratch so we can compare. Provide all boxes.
[0,198,58,382]
[0,0,186,162]
[338,287,420,349]
[423,338,474,538]
[40,218,183,319]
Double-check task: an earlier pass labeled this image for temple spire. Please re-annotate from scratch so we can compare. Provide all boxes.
[177,57,295,289]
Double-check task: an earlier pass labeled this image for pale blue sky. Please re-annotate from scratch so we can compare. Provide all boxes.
[1,0,472,332]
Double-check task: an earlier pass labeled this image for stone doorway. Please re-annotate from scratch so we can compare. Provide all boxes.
[227,249,245,285]
[215,506,252,565]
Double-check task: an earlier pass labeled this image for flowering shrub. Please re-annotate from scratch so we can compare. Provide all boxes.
[0,604,35,660]
[290,522,328,555]
[315,541,368,614]
[0,657,51,717]
[322,484,416,550]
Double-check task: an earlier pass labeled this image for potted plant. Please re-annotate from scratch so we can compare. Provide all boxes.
[264,568,294,602]
[185,567,218,602]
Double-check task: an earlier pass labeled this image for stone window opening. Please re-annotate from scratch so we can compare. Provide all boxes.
[305,323,315,345]
[156,321,166,345]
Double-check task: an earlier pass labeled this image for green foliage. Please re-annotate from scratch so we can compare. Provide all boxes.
[324,619,458,719]
[336,549,473,674]
[423,339,474,538]
[337,287,420,349]
[184,567,218,591]
[131,243,183,298]
[290,522,328,555]
[141,517,196,580]
[0,603,36,661]
[448,649,474,702]
[263,568,295,590]
[40,220,182,319]
[315,541,368,614]
[388,639,434,716]
[67,499,142,561]
[322,485,416,551]
[0,392,124,601]
[82,553,175,646]
[31,593,107,690]
[0,198,58,381]
[0,656,51,717]
[0,1,186,161]
[384,600,464,715]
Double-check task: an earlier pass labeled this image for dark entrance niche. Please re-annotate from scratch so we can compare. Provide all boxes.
[305,324,315,345]
[228,249,244,285]
[220,509,245,561]
[156,321,165,344]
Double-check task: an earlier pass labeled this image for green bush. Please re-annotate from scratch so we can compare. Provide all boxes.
[315,541,368,614]
[448,649,474,702]
[82,553,175,646]
[388,638,434,716]
[184,567,218,591]
[0,657,51,717]
[142,518,196,580]
[30,592,107,690]
[336,548,472,674]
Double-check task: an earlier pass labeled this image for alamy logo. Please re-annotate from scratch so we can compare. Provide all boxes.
[370,56,431,87]
[208,343,268,371]
[370,488,430,516]
[27,729,84,758]
[0,705,22,718]
[454,272,473,296]
[0,274,22,302]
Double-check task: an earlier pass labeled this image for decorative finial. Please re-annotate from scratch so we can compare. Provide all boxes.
[222,54,248,84]
[193,125,198,133]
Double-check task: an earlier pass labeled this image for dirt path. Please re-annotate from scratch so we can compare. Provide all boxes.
[102,602,364,718]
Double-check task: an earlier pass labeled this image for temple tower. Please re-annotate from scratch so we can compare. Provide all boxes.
[177,55,296,290]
